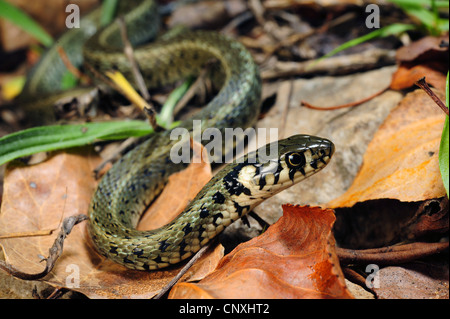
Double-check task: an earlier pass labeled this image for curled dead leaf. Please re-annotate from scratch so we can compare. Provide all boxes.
[327,89,447,209]
[391,35,448,92]
[169,205,353,299]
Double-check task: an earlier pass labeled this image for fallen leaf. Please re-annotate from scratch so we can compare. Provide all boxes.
[168,205,353,299]
[395,35,449,63]
[0,143,221,298]
[327,89,447,209]
[390,62,447,92]
[391,35,448,92]
[373,262,449,299]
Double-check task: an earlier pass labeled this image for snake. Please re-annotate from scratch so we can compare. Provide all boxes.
[20,0,335,270]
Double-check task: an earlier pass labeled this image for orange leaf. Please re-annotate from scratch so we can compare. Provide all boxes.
[390,62,447,92]
[327,89,446,209]
[168,205,353,299]
[138,139,212,230]
[391,35,448,92]
[0,145,221,298]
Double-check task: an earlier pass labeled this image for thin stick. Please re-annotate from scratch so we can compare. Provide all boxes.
[279,80,293,138]
[93,137,139,179]
[56,46,91,85]
[0,229,55,240]
[336,242,448,266]
[154,241,214,299]
[415,77,449,116]
[301,86,389,111]
[117,16,151,102]
[116,17,161,130]
[173,64,212,117]
[0,214,88,280]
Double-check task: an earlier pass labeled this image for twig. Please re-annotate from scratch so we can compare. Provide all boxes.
[173,62,214,117]
[93,137,140,179]
[336,242,449,266]
[0,229,55,240]
[259,12,356,64]
[84,62,124,94]
[116,16,151,102]
[279,80,293,138]
[0,214,88,280]
[301,85,389,111]
[56,46,91,85]
[116,17,162,130]
[415,77,449,116]
[154,241,215,299]
[261,48,396,80]
[221,11,254,35]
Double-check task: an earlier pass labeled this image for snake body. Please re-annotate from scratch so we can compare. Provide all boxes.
[22,0,335,270]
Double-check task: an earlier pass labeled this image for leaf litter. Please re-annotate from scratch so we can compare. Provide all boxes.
[0,0,449,299]
[0,142,223,298]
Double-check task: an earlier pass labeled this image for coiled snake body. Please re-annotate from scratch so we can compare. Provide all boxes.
[23,0,335,270]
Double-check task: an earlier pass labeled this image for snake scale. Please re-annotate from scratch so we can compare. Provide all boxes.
[23,0,335,270]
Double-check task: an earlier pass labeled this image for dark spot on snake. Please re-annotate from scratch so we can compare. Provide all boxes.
[123,256,134,264]
[153,256,163,264]
[233,201,249,217]
[132,247,144,257]
[198,225,206,238]
[109,246,118,255]
[223,163,251,196]
[143,264,151,271]
[289,168,296,181]
[212,191,225,204]
[119,210,125,215]
[212,213,223,226]
[299,167,306,176]
[143,168,152,177]
[310,159,318,169]
[199,207,209,218]
[182,223,193,235]
[178,239,187,256]
[159,240,170,252]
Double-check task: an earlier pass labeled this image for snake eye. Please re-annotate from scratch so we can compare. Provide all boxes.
[286,152,305,168]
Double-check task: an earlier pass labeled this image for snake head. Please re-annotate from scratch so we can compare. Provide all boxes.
[237,135,334,200]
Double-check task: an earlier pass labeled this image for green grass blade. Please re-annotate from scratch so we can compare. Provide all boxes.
[439,72,449,197]
[0,0,53,47]
[311,23,415,67]
[159,77,194,127]
[100,0,119,27]
[388,0,449,34]
[0,121,153,165]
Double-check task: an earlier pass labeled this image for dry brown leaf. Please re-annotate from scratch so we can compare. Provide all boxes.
[327,89,447,209]
[373,262,449,299]
[168,204,353,299]
[390,62,447,92]
[395,35,449,63]
[391,35,448,92]
[0,143,221,298]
